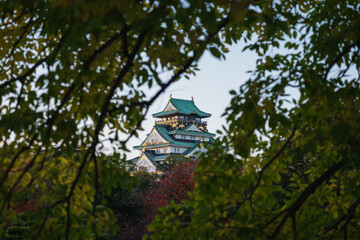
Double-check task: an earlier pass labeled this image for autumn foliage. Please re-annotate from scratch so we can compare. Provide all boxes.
[115,161,197,239]
[12,199,38,214]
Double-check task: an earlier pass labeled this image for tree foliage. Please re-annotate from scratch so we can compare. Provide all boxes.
[106,161,196,239]
[157,154,194,173]
[2,0,360,239]
[149,1,360,239]
[0,0,247,238]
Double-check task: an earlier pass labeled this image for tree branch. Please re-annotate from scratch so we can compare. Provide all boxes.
[63,16,230,239]
[65,30,147,240]
[337,197,360,238]
[325,41,360,80]
[83,25,131,70]
[247,126,297,203]
[119,17,231,146]
[0,34,66,89]
[0,11,28,28]
[0,25,137,195]
[0,133,38,189]
[321,197,360,237]
[269,160,345,239]
[8,17,33,58]
[0,146,42,214]
[91,153,99,239]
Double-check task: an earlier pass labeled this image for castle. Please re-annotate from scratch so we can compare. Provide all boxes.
[130,95,215,173]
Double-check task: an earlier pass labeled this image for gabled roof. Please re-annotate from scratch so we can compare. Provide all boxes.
[143,150,159,167]
[154,154,171,160]
[183,142,202,156]
[134,124,201,149]
[129,152,169,167]
[183,122,199,131]
[134,124,172,149]
[155,124,174,142]
[153,98,211,118]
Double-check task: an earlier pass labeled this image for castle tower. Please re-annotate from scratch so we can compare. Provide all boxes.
[130,96,215,173]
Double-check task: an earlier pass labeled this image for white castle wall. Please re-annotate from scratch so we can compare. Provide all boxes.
[170,146,188,153]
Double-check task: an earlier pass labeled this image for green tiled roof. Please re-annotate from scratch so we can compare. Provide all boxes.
[143,150,158,166]
[127,157,139,163]
[152,110,177,117]
[155,124,198,146]
[168,129,215,137]
[134,140,195,148]
[154,154,170,160]
[183,142,201,156]
[171,141,196,147]
[134,142,169,149]
[155,124,174,142]
[134,124,202,150]
[153,98,211,118]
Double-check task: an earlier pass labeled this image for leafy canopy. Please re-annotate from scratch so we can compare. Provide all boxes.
[149,0,360,239]
[0,0,247,239]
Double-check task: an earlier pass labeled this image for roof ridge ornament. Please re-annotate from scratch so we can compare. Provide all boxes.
[191,96,194,101]
[169,94,172,99]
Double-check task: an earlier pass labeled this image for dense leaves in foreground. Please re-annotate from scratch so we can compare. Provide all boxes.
[149,1,360,239]
[106,160,196,239]
[6,158,196,240]
[1,0,360,239]
[0,0,245,238]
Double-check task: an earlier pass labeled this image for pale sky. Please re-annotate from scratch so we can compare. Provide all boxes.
[124,42,258,159]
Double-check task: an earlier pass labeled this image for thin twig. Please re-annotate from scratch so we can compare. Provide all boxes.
[337,197,360,236]
[269,160,345,239]
[1,33,66,89]
[0,146,42,214]
[325,41,360,80]
[247,126,297,202]
[91,154,99,239]
[83,25,131,70]
[321,197,360,237]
